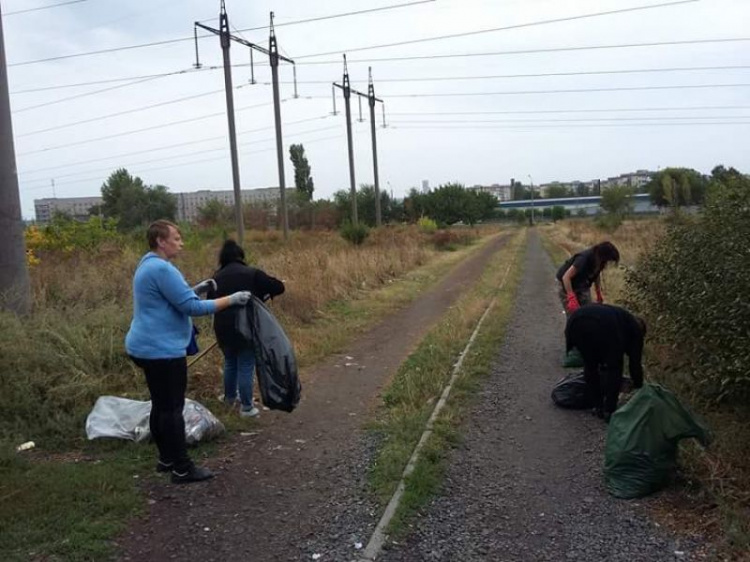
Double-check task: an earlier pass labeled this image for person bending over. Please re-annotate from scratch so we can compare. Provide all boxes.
[564,303,646,421]
[556,241,620,314]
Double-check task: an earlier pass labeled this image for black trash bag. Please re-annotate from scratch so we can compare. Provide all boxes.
[551,371,594,409]
[236,295,301,412]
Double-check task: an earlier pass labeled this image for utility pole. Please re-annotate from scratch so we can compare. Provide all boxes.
[333,57,385,226]
[194,2,295,242]
[367,67,385,227]
[0,5,30,315]
[269,13,288,240]
[527,174,535,225]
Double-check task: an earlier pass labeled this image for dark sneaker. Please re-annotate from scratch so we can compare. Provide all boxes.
[156,460,173,473]
[171,465,214,484]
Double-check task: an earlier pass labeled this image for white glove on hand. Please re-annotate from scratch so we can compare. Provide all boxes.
[228,291,252,306]
[192,278,217,296]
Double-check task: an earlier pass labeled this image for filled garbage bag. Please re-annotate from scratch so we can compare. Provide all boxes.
[551,371,594,409]
[562,347,584,368]
[604,383,711,499]
[236,295,301,412]
[85,396,224,444]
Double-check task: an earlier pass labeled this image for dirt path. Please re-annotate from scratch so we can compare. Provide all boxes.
[379,230,706,561]
[116,233,512,562]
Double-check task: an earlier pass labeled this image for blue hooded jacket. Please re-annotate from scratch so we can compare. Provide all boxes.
[125,252,217,359]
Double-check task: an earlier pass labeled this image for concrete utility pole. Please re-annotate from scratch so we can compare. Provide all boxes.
[0,6,31,315]
[194,2,295,242]
[368,67,383,227]
[333,57,385,226]
[527,174,535,225]
[269,13,289,240]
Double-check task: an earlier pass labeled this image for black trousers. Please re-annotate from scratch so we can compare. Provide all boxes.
[130,356,192,471]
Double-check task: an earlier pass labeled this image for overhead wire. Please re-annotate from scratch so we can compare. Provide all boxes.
[379,83,750,98]
[21,124,342,185]
[295,0,701,59]
[7,0,436,67]
[291,38,750,66]
[388,105,750,116]
[20,114,337,174]
[22,129,360,191]
[4,0,86,17]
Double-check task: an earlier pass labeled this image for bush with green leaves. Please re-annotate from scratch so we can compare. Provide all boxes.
[417,216,438,234]
[625,166,750,403]
[339,220,370,245]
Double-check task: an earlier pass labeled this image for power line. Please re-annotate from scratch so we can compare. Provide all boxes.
[16,88,231,153]
[17,99,274,138]
[389,121,750,130]
[19,114,336,171]
[296,0,700,59]
[21,124,342,185]
[389,105,750,116]
[8,1,435,67]
[12,40,750,95]
[382,83,750,98]
[23,130,355,191]
[392,115,750,124]
[292,38,750,66]
[274,65,750,85]
[4,0,86,17]
[12,69,198,113]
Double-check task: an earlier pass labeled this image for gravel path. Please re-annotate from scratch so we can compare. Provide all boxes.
[380,230,703,562]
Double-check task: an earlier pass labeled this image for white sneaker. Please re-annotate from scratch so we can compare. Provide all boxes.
[240,406,260,418]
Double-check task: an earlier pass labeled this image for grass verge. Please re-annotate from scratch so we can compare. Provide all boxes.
[368,229,526,535]
[0,228,507,561]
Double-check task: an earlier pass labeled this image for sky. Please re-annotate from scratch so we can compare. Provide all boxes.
[3,0,749,219]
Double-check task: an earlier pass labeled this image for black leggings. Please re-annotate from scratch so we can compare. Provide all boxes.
[130,356,192,471]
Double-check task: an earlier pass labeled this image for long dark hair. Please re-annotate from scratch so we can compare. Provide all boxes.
[218,239,246,267]
[592,241,620,270]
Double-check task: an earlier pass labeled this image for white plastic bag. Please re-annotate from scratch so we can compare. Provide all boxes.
[85,396,224,444]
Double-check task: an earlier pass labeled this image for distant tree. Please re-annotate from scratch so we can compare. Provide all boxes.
[646,168,707,210]
[544,184,572,199]
[600,185,635,218]
[289,144,314,201]
[542,207,552,219]
[551,206,566,222]
[100,168,177,231]
[333,185,397,227]
[197,199,232,227]
[403,188,428,222]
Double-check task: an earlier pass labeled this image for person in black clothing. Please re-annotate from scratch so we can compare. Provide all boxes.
[565,304,646,421]
[207,240,285,417]
[556,241,620,314]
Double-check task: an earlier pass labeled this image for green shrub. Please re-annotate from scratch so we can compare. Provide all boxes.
[417,216,438,234]
[339,220,370,245]
[625,169,750,403]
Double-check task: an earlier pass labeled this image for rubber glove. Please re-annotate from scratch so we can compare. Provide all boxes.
[566,292,580,313]
[228,291,252,306]
[192,278,217,296]
[595,286,604,304]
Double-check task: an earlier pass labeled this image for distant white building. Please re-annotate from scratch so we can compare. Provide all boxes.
[34,196,103,223]
[421,180,430,193]
[34,187,280,224]
[175,188,279,222]
[469,183,512,202]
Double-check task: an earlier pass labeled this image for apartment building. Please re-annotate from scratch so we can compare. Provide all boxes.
[34,187,280,224]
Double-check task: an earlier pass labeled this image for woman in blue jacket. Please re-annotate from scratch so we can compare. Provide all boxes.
[126,220,251,484]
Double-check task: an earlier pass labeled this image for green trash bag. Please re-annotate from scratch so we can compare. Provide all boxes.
[562,347,584,368]
[604,383,711,499]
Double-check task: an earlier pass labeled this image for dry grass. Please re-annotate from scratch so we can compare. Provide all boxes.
[2,225,500,450]
[540,218,665,304]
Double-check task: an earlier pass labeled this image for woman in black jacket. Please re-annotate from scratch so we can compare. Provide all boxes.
[208,240,285,417]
